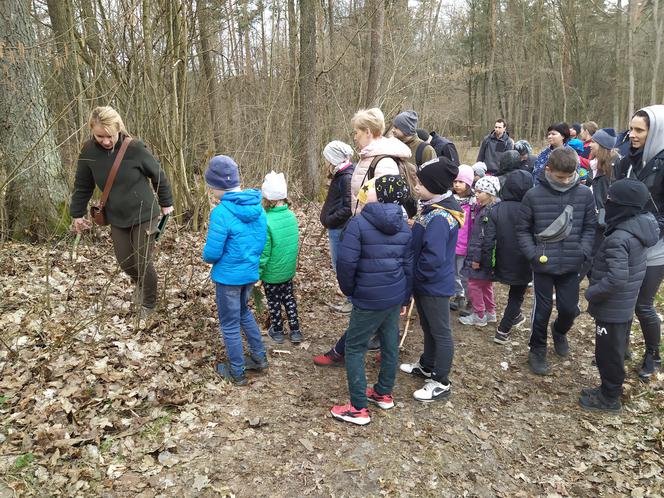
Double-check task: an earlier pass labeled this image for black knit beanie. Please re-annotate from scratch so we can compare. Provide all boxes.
[416,156,459,194]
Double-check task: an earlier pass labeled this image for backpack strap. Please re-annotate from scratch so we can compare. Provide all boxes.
[367,155,390,180]
[415,142,427,167]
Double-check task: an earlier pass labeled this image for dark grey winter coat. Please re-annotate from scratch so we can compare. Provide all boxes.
[516,174,597,275]
[585,213,660,322]
[462,202,498,281]
[484,170,533,285]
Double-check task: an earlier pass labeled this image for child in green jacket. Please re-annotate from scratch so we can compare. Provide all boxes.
[260,171,302,344]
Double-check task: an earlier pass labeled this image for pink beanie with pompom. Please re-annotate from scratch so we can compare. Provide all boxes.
[455,164,474,188]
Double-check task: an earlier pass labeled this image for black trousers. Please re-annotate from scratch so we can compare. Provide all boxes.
[595,320,630,399]
[416,295,454,383]
[498,284,528,333]
[633,264,664,352]
[529,272,579,353]
[263,280,300,333]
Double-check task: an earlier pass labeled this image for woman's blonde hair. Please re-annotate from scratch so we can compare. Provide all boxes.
[594,146,617,179]
[351,108,385,138]
[88,106,129,136]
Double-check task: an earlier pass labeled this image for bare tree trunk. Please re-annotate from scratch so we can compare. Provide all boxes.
[0,0,69,240]
[613,0,622,129]
[288,0,299,155]
[197,0,222,152]
[327,0,335,51]
[628,0,636,119]
[653,0,663,103]
[298,0,318,197]
[365,0,385,107]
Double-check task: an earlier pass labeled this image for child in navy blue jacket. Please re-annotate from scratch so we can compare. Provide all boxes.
[329,175,413,426]
[517,147,596,375]
[580,179,659,412]
[202,156,268,386]
[399,157,464,402]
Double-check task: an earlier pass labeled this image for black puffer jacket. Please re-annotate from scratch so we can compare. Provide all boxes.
[484,170,533,285]
[430,132,460,166]
[586,213,660,322]
[462,202,498,281]
[320,164,355,229]
[615,148,664,234]
[516,174,597,275]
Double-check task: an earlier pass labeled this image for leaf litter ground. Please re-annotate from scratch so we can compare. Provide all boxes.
[0,207,662,497]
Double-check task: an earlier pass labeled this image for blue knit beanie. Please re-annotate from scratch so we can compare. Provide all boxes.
[205,155,240,190]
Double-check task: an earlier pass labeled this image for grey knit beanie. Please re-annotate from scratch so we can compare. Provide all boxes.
[393,111,418,136]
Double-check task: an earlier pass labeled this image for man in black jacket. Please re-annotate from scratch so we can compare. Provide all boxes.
[417,129,460,167]
[477,119,514,174]
[580,179,659,412]
[516,148,597,375]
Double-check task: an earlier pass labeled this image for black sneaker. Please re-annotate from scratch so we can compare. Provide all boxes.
[580,385,601,397]
[528,351,550,376]
[513,313,526,328]
[268,326,285,344]
[216,362,248,386]
[552,325,569,357]
[289,329,303,344]
[244,352,269,371]
[578,391,621,413]
[493,329,510,345]
[638,349,661,382]
[367,334,380,352]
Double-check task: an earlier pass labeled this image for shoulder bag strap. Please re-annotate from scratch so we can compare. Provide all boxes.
[99,137,132,208]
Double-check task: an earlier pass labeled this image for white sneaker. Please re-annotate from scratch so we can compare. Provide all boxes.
[486,312,497,323]
[413,379,451,402]
[399,361,432,378]
[459,313,488,327]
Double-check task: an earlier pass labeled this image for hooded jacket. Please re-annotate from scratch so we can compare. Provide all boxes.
[351,137,411,214]
[516,173,597,275]
[477,131,514,174]
[320,163,355,229]
[411,195,463,297]
[496,150,526,188]
[430,132,460,166]
[586,213,660,322]
[615,105,664,266]
[70,136,174,228]
[336,202,413,310]
[484,170,534,285]
[462,201,499,281]
[259,204,299,284]
[202,189,267,285]
[454,195,476,256]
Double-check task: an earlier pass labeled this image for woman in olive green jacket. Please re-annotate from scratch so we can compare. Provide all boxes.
[259,172,302,344]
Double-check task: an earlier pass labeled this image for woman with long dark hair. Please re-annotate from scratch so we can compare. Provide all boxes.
[615,105,664,381]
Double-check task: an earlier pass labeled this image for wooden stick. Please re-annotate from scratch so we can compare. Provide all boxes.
[399,298,416,349]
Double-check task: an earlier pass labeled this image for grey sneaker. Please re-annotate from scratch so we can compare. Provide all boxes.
[289,329,304,344]
[528,351,550,376]
[459,313,488,327]
[552,330,569,357]
[268,326,285,344]
[486,312,497,323]
[244,352,269,371]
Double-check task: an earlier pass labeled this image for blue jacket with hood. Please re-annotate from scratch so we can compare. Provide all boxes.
[336,202,413,310]
[202,189,268,285]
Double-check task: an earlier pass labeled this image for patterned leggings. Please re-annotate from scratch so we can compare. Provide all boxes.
[263,280,300,333]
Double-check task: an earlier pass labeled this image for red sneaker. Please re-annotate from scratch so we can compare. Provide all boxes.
[366,387,394,409]
[313,350,344,367]
[330,402,371,425]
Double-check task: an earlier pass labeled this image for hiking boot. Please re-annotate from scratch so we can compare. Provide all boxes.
[413,379,451,402]
[313,349,344,367]
[268,326,285,344]
[330,402,371,426]
[580,385,601,397]
[493,329,510,345]
[486,312,497,323]
[244,352,269,371]
[552,326,569,357]
[216,362,248,386]
[638,349,661,382]
[528,351,550,376]
[289,329,303,344]
[399,361,432,379]
[578,391,622,413]
[366,387,394,410]
[459,313,488,327]
[367,334,381,352]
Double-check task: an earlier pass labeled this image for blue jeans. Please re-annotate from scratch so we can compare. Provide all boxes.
[344,304,401,409]
[215,283,266,376]
[328,228,343,271]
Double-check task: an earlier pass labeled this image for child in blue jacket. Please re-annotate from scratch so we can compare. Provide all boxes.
[202,155,268,386]
[329,175,413,426]
[399,157,464,402]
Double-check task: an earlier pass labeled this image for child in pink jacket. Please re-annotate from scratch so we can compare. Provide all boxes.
[451,164,476,313]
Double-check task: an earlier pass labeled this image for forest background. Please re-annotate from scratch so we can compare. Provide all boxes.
[1,0,664,239]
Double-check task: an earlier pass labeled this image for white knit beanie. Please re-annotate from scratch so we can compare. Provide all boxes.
[323,140,354,167]
[261,171,288,200]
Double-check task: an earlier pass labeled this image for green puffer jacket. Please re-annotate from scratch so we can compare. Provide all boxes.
[259,205,300,283]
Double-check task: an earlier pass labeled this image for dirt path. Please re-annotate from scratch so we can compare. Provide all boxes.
[0,212,662,497]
